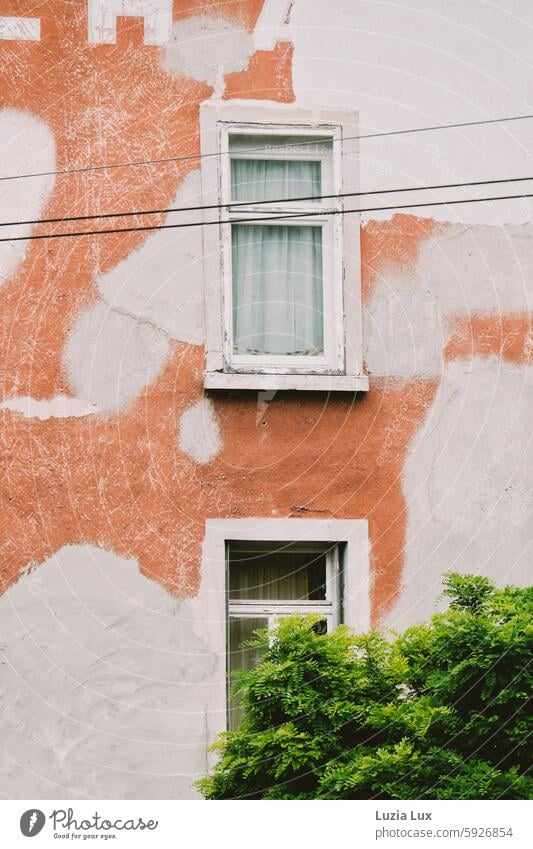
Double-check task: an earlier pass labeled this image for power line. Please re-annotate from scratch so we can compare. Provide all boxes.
[1,190,532,244]
[1,112,533,184]
[2,174,533,230]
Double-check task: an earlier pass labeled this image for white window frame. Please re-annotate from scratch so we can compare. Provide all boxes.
[200,100,368,393]
[201,518,369,741]
[223,128,339,372]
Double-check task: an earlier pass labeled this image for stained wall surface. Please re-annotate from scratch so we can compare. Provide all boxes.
[0,0,531,798]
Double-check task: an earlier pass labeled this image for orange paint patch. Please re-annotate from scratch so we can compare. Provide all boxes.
[445,314,532,364]
[361,214,441,303]
[0,0,212,399]
[0,344,216,598]
[223,42,294,101]
[212,377,438,623]
[0,345,437,623]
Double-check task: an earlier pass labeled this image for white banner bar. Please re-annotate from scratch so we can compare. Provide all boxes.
[0,799,531,847]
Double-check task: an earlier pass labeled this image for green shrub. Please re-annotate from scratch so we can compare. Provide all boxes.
[197,574,532,799]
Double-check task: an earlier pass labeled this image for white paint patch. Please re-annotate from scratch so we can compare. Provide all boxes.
[87,0,172,45]
[161,16,254,95]
[179,398,221,465]
[290,0,533,225]
[0,395,99,420]
[364,221,533,380]
[386,357,532,631]
[0,16,40,40]
[253,0,293,50]
[0,545,224,799]
[420,224,533,316]
[96,171,205,345]
[0,110,55,286]
[364,271,443,378]
[63,300,171,413]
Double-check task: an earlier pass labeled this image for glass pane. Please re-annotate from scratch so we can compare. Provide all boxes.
[229,543,327,601]
[232,224,324,356]
[231,158,321,203]
[228,616,268,731]
[229,134,332,157]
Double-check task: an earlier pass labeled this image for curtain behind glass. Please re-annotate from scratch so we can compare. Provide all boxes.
[229,549,327,601]
[228,616,268,731]
[231,158,321,203]
[232,224,324,355]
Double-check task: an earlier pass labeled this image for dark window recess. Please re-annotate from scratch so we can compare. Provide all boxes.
[229,542,327,601]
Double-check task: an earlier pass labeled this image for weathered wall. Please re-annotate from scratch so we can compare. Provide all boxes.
[0,545,224,799]
[289,0,533,623]
[0,0,531,798]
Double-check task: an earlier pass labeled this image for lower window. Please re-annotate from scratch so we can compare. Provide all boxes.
[227,540,342,729]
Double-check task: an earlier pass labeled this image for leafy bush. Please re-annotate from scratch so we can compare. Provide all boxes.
[198,574,532,799]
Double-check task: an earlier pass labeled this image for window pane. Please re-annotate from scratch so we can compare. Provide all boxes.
[231,158,321,203]
[229,544,327,601]
[228,616,268,731]
[232,224,324,356]
[229,134,332,157]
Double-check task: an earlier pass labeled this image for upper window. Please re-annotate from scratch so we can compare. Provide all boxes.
[200,101,368,392]
[229,133,331,363]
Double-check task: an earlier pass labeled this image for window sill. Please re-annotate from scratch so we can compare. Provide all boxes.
[204,372,369,392]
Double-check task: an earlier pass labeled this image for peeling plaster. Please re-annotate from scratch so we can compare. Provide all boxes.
[179,398,221,465]
[0,395,99,420]
[364,271,443,378]
[88,0,172,45]
[0,17,40,41]
[161,15,254,96]
[0,109,55,286]
[63,300,171,413]
[1,0,532,803]
[253,0,293,49]
[96,171,205,345]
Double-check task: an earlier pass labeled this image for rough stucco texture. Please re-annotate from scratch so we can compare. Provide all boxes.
[0,109,55,286]
[0,545,223,799]
[0,0,531,799]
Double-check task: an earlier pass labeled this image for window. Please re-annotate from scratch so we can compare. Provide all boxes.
[201,518,370,739]
[200,101,368,392]
[229,133,329,362]
[227,540,341,729]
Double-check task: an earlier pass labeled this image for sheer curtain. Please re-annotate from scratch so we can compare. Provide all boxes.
[232,223,323,355]
[231,158,321,203]
[230,157,324,356]
[228,616,268,730]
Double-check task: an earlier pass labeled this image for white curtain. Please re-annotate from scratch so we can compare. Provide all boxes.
[230,156,324,356]
[231,157,321,203]
[232,223,324,355]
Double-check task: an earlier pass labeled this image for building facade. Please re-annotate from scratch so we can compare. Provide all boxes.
[0,0,530,798]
